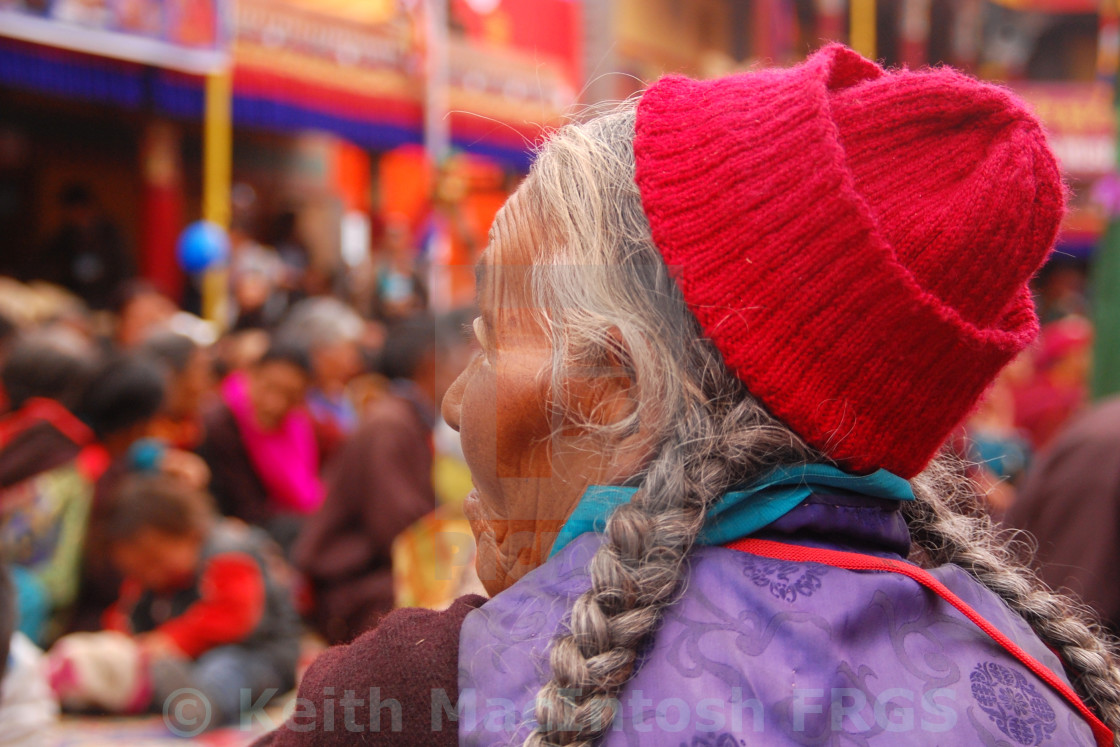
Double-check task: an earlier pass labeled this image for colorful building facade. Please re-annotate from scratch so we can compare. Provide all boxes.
[0,0,581,305]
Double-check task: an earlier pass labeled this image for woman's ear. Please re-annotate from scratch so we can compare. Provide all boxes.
[563,328,635,426]
[592,363,637,431]
[562,328,652,480]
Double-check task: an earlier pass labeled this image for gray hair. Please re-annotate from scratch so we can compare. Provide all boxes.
[279,297,363,353]
[509,103,1120,746]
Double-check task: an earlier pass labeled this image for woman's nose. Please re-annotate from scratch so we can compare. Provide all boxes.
[441,365,469,432]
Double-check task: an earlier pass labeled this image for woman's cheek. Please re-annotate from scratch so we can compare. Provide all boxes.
[493,352,554,480]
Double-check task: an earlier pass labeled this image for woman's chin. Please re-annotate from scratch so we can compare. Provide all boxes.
[472,533,505,597]
[463,489,490,536]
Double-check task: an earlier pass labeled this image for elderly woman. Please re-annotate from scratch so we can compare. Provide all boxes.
[259,46,1120,746]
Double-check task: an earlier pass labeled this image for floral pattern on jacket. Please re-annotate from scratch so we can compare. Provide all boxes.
[459,494,1097,746]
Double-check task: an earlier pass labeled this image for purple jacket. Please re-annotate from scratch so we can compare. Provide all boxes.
[460,493,1097,745]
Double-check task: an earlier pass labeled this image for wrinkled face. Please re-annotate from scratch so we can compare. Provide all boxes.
[110,528,201,593]
[250,360,309,431]
[442,194,623,596]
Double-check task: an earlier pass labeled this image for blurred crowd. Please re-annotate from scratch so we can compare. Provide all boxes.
[0,191,481,737]
[957,255,1094,515]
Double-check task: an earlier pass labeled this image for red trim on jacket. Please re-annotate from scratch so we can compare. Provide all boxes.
[724,538,1114,747]
[0,398,94,448]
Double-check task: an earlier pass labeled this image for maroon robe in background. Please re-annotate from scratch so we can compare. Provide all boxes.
[1004,396,1120,634]
[294,394,437,644]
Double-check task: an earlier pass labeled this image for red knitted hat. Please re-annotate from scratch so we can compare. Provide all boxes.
[633,44,1064,478]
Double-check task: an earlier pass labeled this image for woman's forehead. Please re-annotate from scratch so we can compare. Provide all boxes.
[476,250,536,322]
[478,200,541,315]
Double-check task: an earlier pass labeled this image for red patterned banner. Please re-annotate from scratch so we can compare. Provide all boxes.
[0,0,230,74]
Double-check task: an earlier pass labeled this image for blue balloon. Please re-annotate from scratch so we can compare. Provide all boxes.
[176,221,230,273]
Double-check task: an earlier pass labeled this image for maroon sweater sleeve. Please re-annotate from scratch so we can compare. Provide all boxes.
[255,594,487,746]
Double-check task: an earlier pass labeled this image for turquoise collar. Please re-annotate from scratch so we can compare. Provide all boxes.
[548,464,914,559]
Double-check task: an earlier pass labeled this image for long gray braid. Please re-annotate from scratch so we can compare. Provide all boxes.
[511,102,1120,746]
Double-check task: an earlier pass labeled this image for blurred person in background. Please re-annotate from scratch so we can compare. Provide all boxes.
[1004,396,1120,637]
[0,329,101,645]
[0,567,11,680]
[0,326,95,428]
[278,298,365,462]
[0,281,94,347]
[140,331,215,451]
[271,210,312,300]
[955,359,1034,517]
[0,312,17,412]
[213,328,271,378]
[390,308,485,612]
[50,475,299,729]
[229,218,289,332]
[0,564,58,744]
[1013,314,1093,450]
[39,183,134,311]
[1033,255,1088,325]
[111,280,178,349]
[293,312,468,643]
[370,215,427,322]
[199,341,322,552]
[67,352,174,634]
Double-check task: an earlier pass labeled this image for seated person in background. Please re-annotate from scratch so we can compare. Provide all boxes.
[229,218,289,333]
[390,310,485,611]
[294,313,465,643]
[277,298,365,463]
[50,475,299,728]
[0,326,95,434]
[370,216,427,322]
[0,329,103,645]
[199,341,323,552]
[66,353,171,635]
[140,331,215,451]
[0,311,21,413]
[112,281,177,349]
[0,563,58,743]
[1013,314,1094,450]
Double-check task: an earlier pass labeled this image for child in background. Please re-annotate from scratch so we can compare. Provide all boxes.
[49,476,299,728]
